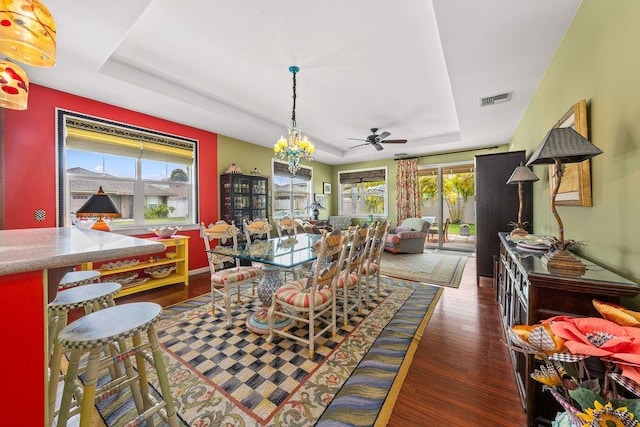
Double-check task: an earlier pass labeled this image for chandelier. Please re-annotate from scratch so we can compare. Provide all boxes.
[0,0,57,110]
[273,65,314,175]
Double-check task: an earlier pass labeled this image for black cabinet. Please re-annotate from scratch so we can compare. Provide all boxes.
[220,173,269,234]
[475,151,530,282]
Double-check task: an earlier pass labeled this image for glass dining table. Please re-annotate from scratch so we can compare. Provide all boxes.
[207,233,323,334]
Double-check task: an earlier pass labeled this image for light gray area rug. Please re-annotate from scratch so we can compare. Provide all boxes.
[380,251,468,288]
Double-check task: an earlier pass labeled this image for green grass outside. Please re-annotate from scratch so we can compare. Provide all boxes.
[446,223,475,236]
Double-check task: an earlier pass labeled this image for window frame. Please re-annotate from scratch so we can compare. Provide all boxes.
[56,109,199,232]
[337,166,388,218]
[271,160,313,221]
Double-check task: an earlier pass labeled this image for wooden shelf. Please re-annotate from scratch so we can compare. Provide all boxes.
[81,235,190,297]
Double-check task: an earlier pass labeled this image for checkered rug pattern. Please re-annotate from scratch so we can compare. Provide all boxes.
[91,278,441,426]
[156,288,389,421]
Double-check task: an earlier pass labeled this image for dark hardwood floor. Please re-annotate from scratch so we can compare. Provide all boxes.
[111,255,527,426]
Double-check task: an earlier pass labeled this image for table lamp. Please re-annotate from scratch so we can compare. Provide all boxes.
[308,201,325,221]
[506,163,539,237]
[526,127,603,274]
[75,186,121,231]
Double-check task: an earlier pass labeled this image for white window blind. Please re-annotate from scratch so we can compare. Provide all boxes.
[65,118,194,165]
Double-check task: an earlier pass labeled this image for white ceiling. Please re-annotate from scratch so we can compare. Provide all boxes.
[25,0,581,165]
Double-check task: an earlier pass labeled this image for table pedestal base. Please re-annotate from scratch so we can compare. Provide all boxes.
[246,308,292,335]
[246,265,294,334]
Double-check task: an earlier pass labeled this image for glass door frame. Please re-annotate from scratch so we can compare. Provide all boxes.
[419,161,475,253]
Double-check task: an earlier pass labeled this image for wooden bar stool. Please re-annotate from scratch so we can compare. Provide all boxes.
[48,270,102,356]
[47,282,122,425]
[55,302,178,427]
[58,270,101,290]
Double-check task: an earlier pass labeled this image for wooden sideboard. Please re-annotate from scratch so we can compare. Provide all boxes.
[496,232,640,426]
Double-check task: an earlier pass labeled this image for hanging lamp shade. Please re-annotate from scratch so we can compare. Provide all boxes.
[0,58,28,109]
[0,0,56,67]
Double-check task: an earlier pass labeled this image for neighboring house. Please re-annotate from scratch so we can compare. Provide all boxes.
[67,167,181,219]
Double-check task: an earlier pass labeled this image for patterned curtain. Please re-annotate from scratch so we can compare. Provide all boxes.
[396,158,421,224]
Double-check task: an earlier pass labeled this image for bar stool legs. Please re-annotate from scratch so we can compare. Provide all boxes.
[55,302,178,427]
[47,282,122,426]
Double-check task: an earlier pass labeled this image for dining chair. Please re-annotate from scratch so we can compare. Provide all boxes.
[274,216,300,238]
[336,224,371,328]
[274,216,306,280]
[361,220,390,306]
[243,218,273,263]
[201,221,263,327]
[266,229,348,357]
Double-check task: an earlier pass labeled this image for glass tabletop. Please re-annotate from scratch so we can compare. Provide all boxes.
[207,233,323,269]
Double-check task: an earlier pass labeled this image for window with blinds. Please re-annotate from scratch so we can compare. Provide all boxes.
[338,167,388,218]
[272,161,312,220]
[56,110,198,229]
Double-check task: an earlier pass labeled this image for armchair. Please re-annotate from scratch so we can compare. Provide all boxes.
[383,217,430,254]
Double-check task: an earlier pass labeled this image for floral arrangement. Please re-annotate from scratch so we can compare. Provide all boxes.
[507,299,640,427]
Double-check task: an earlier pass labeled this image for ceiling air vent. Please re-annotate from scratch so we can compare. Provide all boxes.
[479,92,512,107]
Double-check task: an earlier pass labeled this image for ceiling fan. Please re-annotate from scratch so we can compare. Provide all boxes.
[348,128,407,151]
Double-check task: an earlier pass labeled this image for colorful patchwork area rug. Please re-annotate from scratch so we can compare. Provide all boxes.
[380,252,468,288]
[96,280,442,426]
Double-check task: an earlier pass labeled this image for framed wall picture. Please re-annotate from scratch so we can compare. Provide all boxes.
[315,193,326,206]
[323,182,332,194]
[550,99,593,206]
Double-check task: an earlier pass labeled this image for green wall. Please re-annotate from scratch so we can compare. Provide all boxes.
[217,134,505,227]
[510,0,640,285]
[334,146,507,226]
[216,135,333,220]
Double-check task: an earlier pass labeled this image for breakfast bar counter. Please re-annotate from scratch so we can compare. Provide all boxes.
[0,227,166,275]
[0,227,166,426]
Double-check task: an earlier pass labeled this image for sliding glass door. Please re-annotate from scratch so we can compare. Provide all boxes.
[419,162,475,253]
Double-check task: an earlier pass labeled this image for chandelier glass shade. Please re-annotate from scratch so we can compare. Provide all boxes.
[0,0,55,110]
[274,65,314,175]
[0,0,56,67]
[0,57,28,109]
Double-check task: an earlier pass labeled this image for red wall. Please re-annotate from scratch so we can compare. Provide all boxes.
[2,84,218,270]
[0,271,46,425]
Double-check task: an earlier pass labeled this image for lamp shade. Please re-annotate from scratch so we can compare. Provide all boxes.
[526,127,603,166]
[75,186,121,219]
[0,0,56,67]
[0,58,28,109]
[506,164,539,185]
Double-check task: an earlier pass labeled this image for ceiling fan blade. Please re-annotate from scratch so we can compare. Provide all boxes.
[377,131,391,141]
[347,137,367,142]
[380,139,407,144]
[373,142,384,151]
[348,142,370,149]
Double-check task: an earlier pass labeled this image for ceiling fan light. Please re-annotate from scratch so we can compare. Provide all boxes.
[0,0,57,67]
